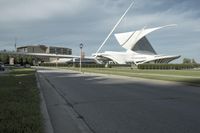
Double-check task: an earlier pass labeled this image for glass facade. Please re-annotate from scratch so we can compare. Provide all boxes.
[49,47,72,55]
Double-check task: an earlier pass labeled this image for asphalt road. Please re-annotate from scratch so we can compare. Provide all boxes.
[37,69,200,133]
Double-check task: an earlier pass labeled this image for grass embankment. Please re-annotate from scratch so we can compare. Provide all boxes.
[0,69,42,133]
[65,67,200,85]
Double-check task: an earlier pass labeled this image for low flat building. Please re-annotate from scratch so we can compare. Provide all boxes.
[16,44,73,63]
[17,45,72,55]
[17,45,47,53]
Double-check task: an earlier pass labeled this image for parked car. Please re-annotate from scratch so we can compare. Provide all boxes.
[24,64,31,68]
[15,64,21,67]
[0,62,5,71]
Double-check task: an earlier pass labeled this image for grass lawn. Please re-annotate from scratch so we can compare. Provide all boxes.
[64,67,200,85]
[0,69,42,133]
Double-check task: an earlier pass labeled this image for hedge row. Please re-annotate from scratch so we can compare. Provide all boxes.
[40,63,200,70]
[40,63,132,68]
[137,64,200,70]
[40,63,105,68]
[40,63,72,67]
[107,64,131,68]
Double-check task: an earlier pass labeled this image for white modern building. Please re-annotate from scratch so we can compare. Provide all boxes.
[94,25,180,65]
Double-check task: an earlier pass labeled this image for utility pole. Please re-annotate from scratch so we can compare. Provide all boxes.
[14,37,17,52]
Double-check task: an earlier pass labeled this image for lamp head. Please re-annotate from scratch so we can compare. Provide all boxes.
[80,43,83,49]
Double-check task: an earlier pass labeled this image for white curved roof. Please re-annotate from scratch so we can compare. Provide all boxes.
[114,24,176,51]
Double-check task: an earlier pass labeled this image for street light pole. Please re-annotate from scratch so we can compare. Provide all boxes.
[55,48,58,67]
[79,43,83,72]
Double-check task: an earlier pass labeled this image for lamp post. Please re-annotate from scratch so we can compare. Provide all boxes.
[55,48,58,67]
[79,43,83,72]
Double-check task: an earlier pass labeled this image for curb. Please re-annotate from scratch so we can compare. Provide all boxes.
[35,72,54,133]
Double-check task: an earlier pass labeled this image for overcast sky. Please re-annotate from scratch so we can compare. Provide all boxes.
[0,0,199,63]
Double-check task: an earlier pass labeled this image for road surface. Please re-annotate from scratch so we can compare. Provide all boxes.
[37,68,200,133]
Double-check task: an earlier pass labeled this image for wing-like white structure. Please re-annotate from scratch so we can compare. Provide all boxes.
[95,25,180,65]
[115,24,176,53]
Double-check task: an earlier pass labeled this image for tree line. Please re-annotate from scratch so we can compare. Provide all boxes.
[0,53,35,65]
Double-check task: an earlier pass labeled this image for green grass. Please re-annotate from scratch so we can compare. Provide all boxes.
[0,68,42,133]
[64,67,200,85]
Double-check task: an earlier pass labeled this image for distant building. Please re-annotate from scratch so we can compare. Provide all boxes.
[47,46,72,55]
[17,45,47,53]
[17,45,72,55]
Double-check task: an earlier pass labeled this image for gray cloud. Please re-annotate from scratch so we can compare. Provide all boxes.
[0,0,199,62]
[0,0,94,22]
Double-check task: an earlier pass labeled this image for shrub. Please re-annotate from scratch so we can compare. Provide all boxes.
[137,64,200,70]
